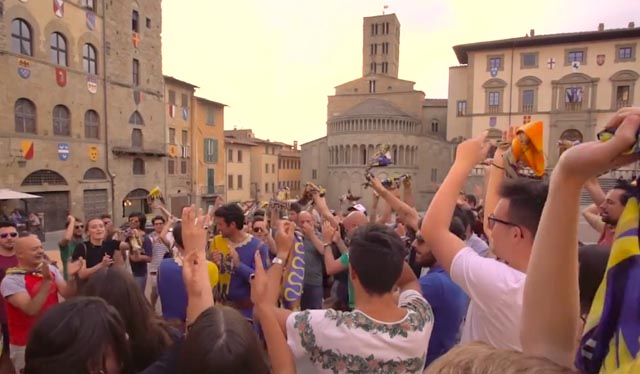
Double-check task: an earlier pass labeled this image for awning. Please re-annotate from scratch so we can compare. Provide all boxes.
[0,189,42,200]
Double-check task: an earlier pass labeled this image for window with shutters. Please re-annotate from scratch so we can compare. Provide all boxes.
[204,138,218,163]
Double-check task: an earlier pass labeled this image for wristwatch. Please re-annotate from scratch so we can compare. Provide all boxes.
[272,257,286,266]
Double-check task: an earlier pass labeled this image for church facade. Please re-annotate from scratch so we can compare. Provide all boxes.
[301,14,453,211]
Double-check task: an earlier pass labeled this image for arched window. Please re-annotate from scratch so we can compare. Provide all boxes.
[84,110,100,139]
[560,129,583,143]
[129,111,144,125]
[132,158,145,175]
[15,98,36,133]
[21,170,68,186]
[131,129,143,148]
[50,32,67,66]
[52,105,71,136]
[83,43,98,74]
[123,188,151,216]
[11,19,32,56]
[83,167,107,180]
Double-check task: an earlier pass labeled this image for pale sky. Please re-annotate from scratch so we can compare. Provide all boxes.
[162,0,638,145]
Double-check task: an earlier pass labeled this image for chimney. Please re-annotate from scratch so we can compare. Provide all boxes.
[293,141,298,150]
[598,23,604,31]
[529,29,535,37]
[630,21,636,29]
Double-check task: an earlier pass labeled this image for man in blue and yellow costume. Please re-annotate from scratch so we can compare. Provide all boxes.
[209,203,269,321]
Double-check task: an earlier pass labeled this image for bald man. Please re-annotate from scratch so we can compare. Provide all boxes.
[323,211,369,310]
[0,235,82,372]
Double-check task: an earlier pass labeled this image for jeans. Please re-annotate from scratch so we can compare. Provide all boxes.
[134,275,147,293]
[301,284,324,310]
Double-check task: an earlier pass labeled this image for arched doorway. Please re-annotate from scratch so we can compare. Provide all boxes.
[82,168,109,221]
[20,170,69,231]
[122,188,150,218]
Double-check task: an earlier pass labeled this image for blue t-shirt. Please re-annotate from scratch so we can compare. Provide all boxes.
[157,258,188,322]
[420,265,469,367]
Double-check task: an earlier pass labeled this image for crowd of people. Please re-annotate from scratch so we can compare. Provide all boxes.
[0,108,637,373]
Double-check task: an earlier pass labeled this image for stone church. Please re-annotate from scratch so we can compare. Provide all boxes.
[301,13,454,211]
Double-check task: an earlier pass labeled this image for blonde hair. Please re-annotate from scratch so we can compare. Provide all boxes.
[424,342,577,374]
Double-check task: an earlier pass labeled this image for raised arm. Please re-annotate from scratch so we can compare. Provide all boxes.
[369,175,419,231]
[581,203,605,233]
[584,177,606,207]
[58,215,75,247]
[369,192,380,224]
[483,146,506,241]
[251,249,296,374]
[312,192,339,229]
[422,133,490,272]
[521,110,640,368]
[402,177,416,208]
[180,206,215,328]
[320,221,348,275]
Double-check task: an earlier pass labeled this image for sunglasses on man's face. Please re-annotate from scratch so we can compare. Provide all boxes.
[75,225,84,229]
[415,234,425,244]
[253,227,264,233]
[0,232,18,239]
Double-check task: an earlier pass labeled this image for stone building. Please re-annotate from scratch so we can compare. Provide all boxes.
[193,96,226,210]
[301,13,453,211]
[224,129,281,202]
[225,136,255,203]
[447,23,640,167]
[277,141,301,199]
[0,0,165,230]
[163,76,196,216]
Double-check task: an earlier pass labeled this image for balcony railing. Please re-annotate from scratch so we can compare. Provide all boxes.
[522,104,534,113]
[487,105,500,114]
[615,99,630,109]
[564,102,583,112]
[201,185,225,195]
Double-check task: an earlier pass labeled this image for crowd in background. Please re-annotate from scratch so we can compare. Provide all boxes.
[0,108,637,373]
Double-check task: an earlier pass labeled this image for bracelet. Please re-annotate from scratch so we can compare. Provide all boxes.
[491,162,505,170]
[323,242,333,248]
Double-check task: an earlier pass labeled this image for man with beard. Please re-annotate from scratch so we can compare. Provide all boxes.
[582,179,635,247]
[210,203,269,321]
[414,216,469,367]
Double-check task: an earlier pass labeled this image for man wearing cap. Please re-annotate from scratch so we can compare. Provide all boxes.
[347,203,367,216]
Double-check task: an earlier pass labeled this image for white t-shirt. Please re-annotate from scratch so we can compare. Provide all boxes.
[450,247,526,351]
[286,290,433,374]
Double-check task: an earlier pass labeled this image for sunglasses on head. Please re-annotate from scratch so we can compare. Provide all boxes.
[0,232,18,239]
